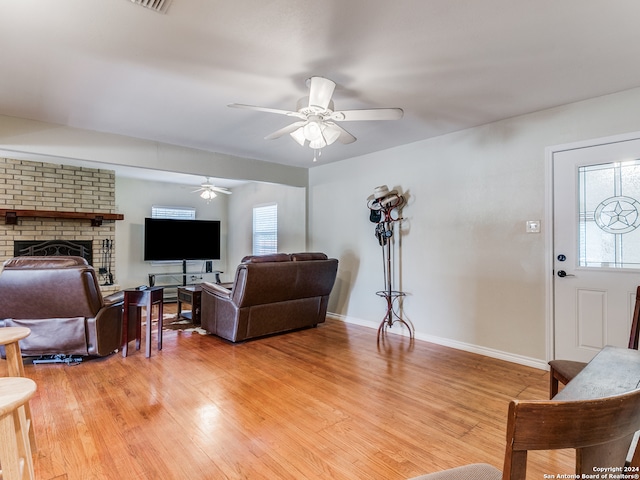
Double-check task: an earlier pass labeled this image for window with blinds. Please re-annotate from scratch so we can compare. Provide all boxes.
[151,206,196,220]
[253,204,277,255]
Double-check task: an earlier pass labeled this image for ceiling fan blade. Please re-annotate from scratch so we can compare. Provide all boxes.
[211,187,232,195]
[307,77,336,111]
[331,108,404,122]
[325,121,356,144]
[228,103,305,119]
[264,121,307,140]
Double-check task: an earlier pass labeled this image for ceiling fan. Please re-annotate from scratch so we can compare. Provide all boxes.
[228,76,403,160]
[192,178,232,202]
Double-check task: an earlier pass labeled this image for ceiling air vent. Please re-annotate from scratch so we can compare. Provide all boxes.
[129,0,172,14]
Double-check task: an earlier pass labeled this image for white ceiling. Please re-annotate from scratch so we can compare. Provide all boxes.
[2,0,640,173]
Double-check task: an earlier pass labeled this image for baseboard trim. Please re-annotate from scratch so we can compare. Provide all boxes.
[327,313,549,371]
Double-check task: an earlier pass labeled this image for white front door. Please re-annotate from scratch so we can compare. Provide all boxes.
[552,136,640,363]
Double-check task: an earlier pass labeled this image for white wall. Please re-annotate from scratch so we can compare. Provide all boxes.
[115,177,229,288]
[227,182,307,275]
[309,87,640,366]
[0,114,308,187]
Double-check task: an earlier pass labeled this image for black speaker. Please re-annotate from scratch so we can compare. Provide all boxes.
[205,260,213,273]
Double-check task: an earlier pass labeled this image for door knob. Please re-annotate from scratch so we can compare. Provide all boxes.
[557,270,575,277]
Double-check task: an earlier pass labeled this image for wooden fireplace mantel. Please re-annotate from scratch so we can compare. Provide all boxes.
[0,209,124,227]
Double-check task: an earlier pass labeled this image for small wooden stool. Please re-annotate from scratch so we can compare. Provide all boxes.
[0,377,36,480]
[0,327,30,377]
[0,327,35,452]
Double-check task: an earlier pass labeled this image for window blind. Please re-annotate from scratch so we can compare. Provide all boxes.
[253,204,277,255]
[151,206,196,220]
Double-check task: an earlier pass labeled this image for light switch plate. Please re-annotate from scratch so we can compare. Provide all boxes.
[526,220,541,233]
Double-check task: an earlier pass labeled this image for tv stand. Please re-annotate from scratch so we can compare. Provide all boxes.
[148,260,222,301]
[148,271,222,287]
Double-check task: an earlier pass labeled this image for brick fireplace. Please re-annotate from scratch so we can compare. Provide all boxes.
[0,157,119,281]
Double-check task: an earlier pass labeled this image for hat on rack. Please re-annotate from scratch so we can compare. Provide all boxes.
[373,185,398,200]
[380,193,402,208]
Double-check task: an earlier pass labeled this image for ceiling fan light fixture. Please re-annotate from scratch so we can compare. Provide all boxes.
[309,136,326,150]
[322,124,341,146]
[302,117,323,141]
[290,127,306,146]
[200,189,217,200]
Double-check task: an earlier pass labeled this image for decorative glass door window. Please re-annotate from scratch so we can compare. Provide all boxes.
[578,159,640,268]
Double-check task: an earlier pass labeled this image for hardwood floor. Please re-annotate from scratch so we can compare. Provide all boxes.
[1,306,573,479]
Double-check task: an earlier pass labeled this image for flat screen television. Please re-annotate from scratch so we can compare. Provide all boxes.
[144,218,221,261]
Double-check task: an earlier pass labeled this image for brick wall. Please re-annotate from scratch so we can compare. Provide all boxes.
[0,157,118,281]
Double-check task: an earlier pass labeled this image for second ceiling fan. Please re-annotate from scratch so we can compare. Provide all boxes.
[192,178,232,202]
[228,76,403,156]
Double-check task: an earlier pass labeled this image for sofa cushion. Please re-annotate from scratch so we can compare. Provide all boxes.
[290,252,328,261]
[3,255,88,269]
[241,253,291,264]
[0,268,102,319]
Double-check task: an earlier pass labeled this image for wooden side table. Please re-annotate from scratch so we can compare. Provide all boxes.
[177,285,202,325]
[122,287,164,358]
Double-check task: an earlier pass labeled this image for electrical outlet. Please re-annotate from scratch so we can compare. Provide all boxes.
[526,220,541,233]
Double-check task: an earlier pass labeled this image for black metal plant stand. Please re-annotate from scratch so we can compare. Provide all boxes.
[368,189,414,341]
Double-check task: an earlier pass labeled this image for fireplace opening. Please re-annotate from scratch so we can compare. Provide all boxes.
[14,240,93,265]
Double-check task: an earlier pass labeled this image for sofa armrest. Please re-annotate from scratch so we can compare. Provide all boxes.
[103,291,124,306]
[202,281,232,300]
[89,301,124,356]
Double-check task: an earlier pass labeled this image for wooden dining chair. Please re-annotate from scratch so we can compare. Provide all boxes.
[548,285,640,398]
[408,387,640,480]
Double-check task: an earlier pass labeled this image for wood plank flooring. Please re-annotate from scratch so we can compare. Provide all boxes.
[1,306,573,479]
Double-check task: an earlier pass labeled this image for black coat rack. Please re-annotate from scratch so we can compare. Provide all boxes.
[367,186,414,341]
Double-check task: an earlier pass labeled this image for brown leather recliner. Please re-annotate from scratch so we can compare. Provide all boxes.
[201,252,338,342]
[0,256,124,357]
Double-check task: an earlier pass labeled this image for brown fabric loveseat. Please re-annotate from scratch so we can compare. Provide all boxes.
[201,252,338,342]
[0,256,124,357]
